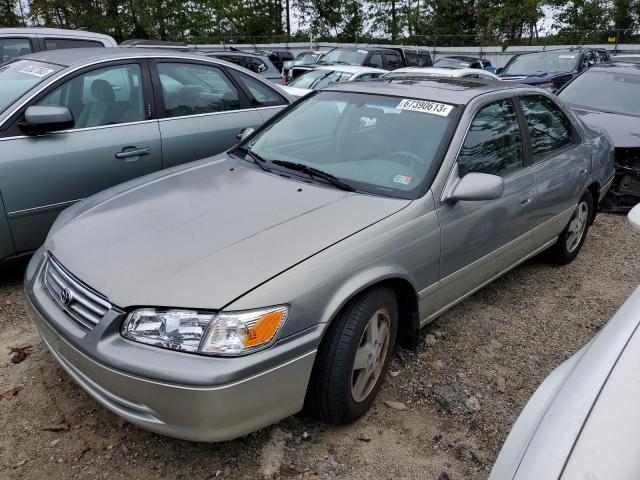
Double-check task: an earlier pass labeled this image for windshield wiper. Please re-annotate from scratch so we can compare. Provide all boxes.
[272,160,355,192]
[234,145,271,173]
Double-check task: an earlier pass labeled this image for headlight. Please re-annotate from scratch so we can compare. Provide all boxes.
[121,306,289,356]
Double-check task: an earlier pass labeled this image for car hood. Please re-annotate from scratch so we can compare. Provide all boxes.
[281,85,312,97]
[560,310,640,479]
[570,107,640,147]
[45,156,410,309]
[499,71,571,84]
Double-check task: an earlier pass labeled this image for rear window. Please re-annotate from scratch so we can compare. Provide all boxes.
[0,38,32,63]
[405,51,432,67]
[44,38,104,50]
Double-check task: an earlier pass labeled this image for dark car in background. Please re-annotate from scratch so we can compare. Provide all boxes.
[287,46,432,81]
[499,47,610,91]
[259,49,294,72]
[558,63,640,212]
[200,50,282,83]
[0,27,117,63]
[433,55,493,71]
[281,50,324,79]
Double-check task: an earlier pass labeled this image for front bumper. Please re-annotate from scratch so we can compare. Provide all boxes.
[26,250,319,442]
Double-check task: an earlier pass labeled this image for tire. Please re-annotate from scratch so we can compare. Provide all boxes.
[545,191,594,265]
[306,287,398,424]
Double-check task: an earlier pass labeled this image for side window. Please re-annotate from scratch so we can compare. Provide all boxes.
[232,71,287,107]
[36,63,144,129]
[44,38,103,50]
[356,72,381,81]
[597,51,609,63]
[385,52,403,69]
[157,63,240,117]
[458,100,523,177]
[367,53,383,68]
[519,95,573,158]
[0,38,32,63]
[581,51,597,70]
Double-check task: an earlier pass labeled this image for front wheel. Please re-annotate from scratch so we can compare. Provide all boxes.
[545,192,593,265]
[306,287,398,424]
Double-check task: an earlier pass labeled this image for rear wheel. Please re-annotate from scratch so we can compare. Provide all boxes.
[306,287,398,424]
[546,192,593,265]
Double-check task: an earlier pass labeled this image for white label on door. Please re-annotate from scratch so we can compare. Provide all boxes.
[396,98,453,116]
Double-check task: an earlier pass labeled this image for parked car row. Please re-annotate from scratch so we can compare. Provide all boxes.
[15,52,615,441]
[2,29,640,477]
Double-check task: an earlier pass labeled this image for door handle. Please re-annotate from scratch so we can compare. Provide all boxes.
[519,191,534,207]
[115,147,151,160]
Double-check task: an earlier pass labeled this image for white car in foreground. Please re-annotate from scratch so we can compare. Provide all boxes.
[281,64,386,97]
[381,66,502,81]
[490,204,640,479]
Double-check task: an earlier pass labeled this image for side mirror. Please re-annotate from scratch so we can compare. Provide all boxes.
[628,204,640,232]
[448,172,504,202]
[496,67,504,75]
[20,106,74,135]
[238,127,255,142]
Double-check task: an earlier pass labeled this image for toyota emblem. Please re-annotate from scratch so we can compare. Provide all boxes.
[60,288,73,306]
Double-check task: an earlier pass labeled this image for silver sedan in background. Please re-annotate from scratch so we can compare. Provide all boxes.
[26,78,613,442]
[490,204,640,479]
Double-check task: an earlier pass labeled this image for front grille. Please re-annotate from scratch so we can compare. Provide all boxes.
[43,254,111,330]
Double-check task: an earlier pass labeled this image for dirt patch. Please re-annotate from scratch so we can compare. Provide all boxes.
[0,214,638,479]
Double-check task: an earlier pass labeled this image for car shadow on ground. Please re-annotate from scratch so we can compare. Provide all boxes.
[0,257,30,287]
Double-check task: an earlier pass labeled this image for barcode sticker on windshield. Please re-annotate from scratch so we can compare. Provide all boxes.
[19,65,55,78]
[396,99,453,117]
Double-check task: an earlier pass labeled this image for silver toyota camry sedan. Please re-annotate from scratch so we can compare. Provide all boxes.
[25,77,614,442]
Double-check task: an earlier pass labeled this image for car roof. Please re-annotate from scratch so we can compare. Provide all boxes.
[324,77,522,105]
[437,55,483,62]
[0,27,115,42]
[314,64,386,74]
[583,62,640,75]
[203,50,268,59]
[16,47,220,67]
[391,67,492,76]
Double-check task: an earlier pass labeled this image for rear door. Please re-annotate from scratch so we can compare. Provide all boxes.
[151,60,265,168]
[435,98,536,313]
[516,94,589,247]
[0,60,162,253]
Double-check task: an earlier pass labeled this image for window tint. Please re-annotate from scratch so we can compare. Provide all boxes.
[157,63,240,117]
[37,64,144,129]
[233,71,287,107]
[385,51,403,69]
[596,51,609,63]
[458,100,523,177]
[44,38,103,50]
[519,95,573,158]
[0,38,32,63]
[405,51,431,67]
[368,53,383,68]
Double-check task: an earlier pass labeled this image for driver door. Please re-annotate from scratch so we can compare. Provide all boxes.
[434,98,537,313]
[0,61,162,253]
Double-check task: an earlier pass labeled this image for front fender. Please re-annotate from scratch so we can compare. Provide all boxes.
[225,194,440,342]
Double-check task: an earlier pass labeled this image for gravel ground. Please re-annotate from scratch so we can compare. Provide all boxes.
[0,213,638,480]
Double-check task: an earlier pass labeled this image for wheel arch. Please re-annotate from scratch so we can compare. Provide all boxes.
[586,181,600,224]
[318,268,421,351]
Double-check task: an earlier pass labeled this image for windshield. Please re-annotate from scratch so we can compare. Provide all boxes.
[242,91,456,197]
[295,53,319,64]
[502,51,578,76]
[0,60,62,115]
[433,58,471,69]
[288,69,350,90]
[559,70,640,117]
[320,48,367,65]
